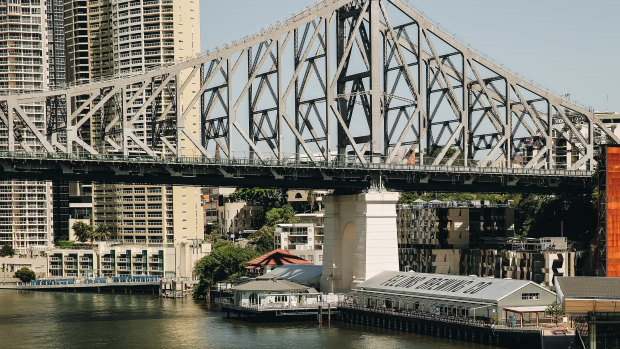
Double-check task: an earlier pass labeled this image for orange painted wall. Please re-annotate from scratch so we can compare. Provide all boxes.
[607,147,620,277]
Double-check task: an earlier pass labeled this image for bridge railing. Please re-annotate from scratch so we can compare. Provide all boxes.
[0,150,593,178]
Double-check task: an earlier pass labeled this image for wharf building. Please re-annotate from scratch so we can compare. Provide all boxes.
[555,276,620,349]
[396,203,574,288]
[61,0,204,245]
[351,271,557,325]
[0,0,61,252]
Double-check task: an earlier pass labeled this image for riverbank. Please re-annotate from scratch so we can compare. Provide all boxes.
[0,290,499,349]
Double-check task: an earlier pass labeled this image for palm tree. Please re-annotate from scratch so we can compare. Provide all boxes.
[92,224,114,242]
[72,222,93,243]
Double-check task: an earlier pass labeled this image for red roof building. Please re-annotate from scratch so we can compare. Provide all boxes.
[246,249,313,275]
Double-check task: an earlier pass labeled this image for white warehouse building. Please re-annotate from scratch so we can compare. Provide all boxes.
[351,271,556,325]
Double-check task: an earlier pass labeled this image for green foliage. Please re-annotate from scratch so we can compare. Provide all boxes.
[264,204,297,225]
[212,239,234,251]
[545,301,564,324]
[193,243,260,299]
[206,222,222,243]
[398,192,516,205]
[513,194,596,245]
[55,241,75,248]
[250,229,275,254]
[92,224,114,241]
[72,222,114,242]
[0,244,15,257]
[229,188,283,209]
[72,222,93,243]
[14,267,36,283]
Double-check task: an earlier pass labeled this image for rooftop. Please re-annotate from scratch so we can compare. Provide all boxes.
[233,278,310,292]
[257,264,322,285]
[556,276,620,299]
[356,271,552,303]
[246,249,313,268]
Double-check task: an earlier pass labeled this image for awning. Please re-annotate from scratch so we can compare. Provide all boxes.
[503,306,548,314]
[504,305,548,327]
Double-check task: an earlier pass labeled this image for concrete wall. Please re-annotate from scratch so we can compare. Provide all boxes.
[0,256,48,279]
[320,191,399,293]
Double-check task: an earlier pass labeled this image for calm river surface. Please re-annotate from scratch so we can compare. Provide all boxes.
[0,290,499,349]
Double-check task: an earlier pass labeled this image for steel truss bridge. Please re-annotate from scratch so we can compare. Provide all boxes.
[0,0,616,192]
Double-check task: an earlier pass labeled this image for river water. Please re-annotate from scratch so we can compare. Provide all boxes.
[0,290,499,349]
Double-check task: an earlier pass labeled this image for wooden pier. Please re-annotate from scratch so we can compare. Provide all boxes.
[338,304,546,349]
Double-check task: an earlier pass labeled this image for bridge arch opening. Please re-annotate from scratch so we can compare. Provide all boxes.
[341,222,357,290]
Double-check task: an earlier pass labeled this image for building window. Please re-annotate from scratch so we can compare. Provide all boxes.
[249,293,258,305]
[521,293,540,300]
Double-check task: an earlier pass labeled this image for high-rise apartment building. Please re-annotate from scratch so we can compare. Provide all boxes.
[62,0,203,245]
[0,0,55,252]
[47,0,66,88]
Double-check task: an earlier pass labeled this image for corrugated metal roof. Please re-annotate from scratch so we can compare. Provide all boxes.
[556,277,620,299]
[356,271,542,303]
[233,278,310,292]
[257,264,322,284]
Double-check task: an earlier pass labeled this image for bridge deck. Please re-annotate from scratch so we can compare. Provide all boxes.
[0,152,594,193]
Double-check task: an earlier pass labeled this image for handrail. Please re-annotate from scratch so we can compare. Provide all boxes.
[0,150,594,178]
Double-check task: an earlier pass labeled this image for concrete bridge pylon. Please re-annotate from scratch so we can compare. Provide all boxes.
[320,190,400,293]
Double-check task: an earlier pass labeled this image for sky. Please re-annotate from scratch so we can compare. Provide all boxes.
[200,0,620,113]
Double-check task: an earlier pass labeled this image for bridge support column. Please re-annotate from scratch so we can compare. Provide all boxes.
[320,190,399,293]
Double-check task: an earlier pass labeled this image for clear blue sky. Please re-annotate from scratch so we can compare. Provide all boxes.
[200,0,620,113]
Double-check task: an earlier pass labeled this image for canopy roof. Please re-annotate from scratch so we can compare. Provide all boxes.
[233,278,310,292]
[246,249,313,268]
[504,306,548,314]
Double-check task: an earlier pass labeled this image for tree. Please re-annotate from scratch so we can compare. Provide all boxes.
[398,191,517,206]
[193,243,260,299]
[229,188,283,210]
[264,204,296,225]
[0,244,15,257]
[92,224,114,242]
[545,301,564,325]
[205,222,222,243]
[72,221,93,243]
[249,227,275,254]
[14,267,36,283]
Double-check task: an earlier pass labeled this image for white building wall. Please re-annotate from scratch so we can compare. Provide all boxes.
[0,1,54,253]
[320,191,400,293]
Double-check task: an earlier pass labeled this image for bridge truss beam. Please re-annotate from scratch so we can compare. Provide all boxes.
[0,0,615,190]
